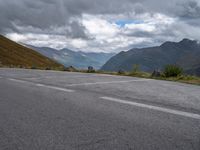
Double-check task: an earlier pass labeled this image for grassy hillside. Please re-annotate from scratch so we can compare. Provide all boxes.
[0,35,64,70]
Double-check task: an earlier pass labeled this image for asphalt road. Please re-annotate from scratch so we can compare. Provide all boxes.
[0,68,200,150]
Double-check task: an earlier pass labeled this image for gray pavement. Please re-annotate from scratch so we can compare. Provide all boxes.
[0,68,200,150]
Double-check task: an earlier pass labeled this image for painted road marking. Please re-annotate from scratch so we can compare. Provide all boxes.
[24,77,41,80]
[36,84,74,92]
[8,78,74,92]
[66,79,151,86]
[100,96,200,120]
[8,78,28,83]
[38,75,118,79]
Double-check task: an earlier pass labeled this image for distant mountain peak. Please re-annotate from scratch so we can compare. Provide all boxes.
[160,38,198,48]
[179,38,197,45]
[27,44,115,69]
[101,38,200,76]
[160,41,174,47]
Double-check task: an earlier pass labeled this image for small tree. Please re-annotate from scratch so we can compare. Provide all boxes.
[163,64,183,77]
[118,69,125,74]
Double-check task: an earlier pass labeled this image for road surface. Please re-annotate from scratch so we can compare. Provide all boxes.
[0,68,200,150]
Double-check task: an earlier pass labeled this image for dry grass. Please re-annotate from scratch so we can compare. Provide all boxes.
[160,76,200,85]
[78,69,200,85]
[0,35,64,70]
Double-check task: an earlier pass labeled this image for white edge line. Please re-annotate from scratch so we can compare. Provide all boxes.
[8,78,27,83]
[36,83,44,87]
[24,77,40,80]
[36,84,74,92]
[100,96,200,120]
[9,78,74,93]
[67,79,152,86]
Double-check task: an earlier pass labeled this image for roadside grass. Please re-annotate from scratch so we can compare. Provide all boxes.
[0,65,65,71]
[90,70,200,85]
[155,75,200,85]
[1,66,199,85]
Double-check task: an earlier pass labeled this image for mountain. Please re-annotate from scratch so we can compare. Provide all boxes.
[0,35,64,69]
[27,45,115,69]
[101,39,200,76]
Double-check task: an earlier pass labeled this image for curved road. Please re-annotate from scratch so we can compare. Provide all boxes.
[0,68,200,150]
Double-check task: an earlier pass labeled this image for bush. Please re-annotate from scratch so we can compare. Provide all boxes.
[31,65,37,69]
[118,69,125,74]
[45,67,51,70]
[151,70,161,77]
[163,65,183,77]
[64,66,77,72]
[19,65,24,68]
[87,66,95,73]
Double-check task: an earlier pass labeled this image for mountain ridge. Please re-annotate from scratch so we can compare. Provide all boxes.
[101,39,200,76]
[26,44,115,69]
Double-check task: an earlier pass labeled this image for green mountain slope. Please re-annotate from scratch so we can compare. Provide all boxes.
[0,35,64,69]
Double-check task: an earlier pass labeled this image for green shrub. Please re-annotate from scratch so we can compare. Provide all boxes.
[177,75,198,80]
[45,67,51,70]
[163,65,183,77]
[87,66,95,73]
[118,70,125,74]
[31,65,37,69]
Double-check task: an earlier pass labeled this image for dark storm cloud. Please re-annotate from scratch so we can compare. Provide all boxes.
[0,0,199,34]
[176,0,200,19]
[67,21,89,39]
[0,0,200,52]
[174,0,200,27]
[0,0,143,39]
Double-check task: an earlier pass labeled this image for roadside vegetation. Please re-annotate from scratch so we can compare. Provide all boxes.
[97,64,200,85]
[73,64,200,85]
[163,65,183,77]
[1,64,200,85]
[0,65,65,71]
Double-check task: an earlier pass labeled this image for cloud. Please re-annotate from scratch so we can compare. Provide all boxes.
[1,0,200,52]
[176,0,200,19]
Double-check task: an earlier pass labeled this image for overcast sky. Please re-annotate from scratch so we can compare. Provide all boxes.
[1,0,200,52]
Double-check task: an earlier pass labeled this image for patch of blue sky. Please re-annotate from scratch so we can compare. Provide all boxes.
[115,20,144,27]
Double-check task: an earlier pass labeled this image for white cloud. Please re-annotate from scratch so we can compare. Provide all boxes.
[5,11,199,53]
[125,23,156,32]
[7,33,27,42]
[1,0,200,54]
[82,14,119,39]
[70,39,87,49]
